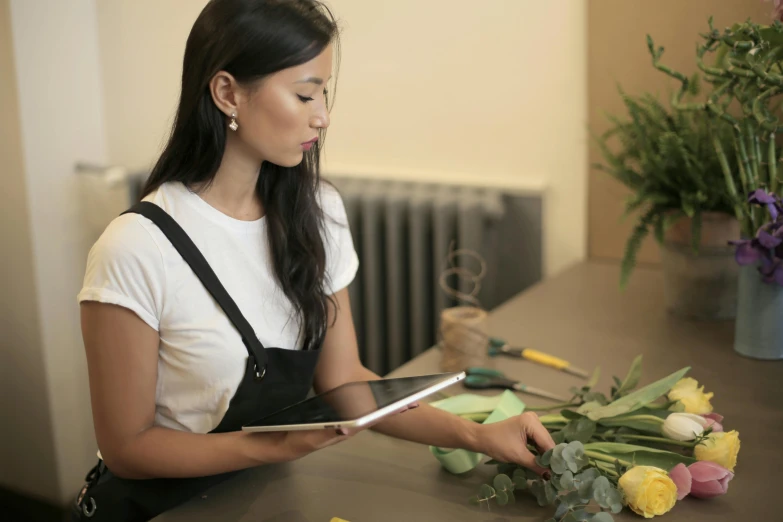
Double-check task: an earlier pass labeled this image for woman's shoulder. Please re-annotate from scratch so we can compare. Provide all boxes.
[317,179,349,225]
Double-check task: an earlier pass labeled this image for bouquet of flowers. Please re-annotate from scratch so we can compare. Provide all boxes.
[458,358,739,521]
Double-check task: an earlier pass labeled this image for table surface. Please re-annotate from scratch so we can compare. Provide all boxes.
[155,261,781,522]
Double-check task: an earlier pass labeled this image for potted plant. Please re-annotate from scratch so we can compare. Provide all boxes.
[593,80,741,320]
[648,15,783,358]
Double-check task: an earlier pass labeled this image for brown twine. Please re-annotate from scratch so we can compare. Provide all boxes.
[437,241,494,372]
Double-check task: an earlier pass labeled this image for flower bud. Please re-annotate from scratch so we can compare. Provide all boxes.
[667,377,714,414]
[688,461,734,498]
[662,412,709,441]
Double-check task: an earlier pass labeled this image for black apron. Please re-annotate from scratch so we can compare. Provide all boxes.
[71,202,321,521]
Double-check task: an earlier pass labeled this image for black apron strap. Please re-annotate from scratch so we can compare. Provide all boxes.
[122,201,268,378]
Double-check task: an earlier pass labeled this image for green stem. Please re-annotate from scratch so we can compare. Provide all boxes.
[539,414,568,424]
[584,450,633,469]
[604,433,698,448]
[591,460,620,477]
[525,402,581,412]
[770,131,779,195]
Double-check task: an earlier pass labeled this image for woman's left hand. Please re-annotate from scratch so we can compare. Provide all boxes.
[473,411,557,477]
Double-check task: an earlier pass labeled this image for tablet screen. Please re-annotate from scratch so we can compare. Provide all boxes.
[245,373,459,428]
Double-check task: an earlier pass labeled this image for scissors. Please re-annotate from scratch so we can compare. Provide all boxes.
[487,337,589,379]
[463,367,570,402]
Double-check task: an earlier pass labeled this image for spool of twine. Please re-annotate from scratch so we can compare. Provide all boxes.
[437,241,493,372]
[439,306,490,372]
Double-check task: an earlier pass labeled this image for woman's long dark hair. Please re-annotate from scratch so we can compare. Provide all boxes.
[141,0,341,351]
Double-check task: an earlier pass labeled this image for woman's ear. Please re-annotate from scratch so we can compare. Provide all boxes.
[209,71,240,117]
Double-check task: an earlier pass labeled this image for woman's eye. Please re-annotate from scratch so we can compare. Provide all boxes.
[298,89,328,103]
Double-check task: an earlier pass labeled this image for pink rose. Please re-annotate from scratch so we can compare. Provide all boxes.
[688,461,734,498]
[702,413,724,433]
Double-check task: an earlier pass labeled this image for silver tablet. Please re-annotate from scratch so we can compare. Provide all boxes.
[241,371,465,432]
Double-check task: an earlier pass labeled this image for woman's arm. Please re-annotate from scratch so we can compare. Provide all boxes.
[81,301,349,479]
[313,289,556,474]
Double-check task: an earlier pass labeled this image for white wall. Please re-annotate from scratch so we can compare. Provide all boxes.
[0,0,59,503]
[96,0,588,277]
[8,0,108,505]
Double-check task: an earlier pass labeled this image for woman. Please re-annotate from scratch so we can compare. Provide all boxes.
[72,1,555,520]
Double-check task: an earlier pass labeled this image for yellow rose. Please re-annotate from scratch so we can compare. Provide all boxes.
[694,430,741,472]
[618,465,677,519]
[667,377,714,414]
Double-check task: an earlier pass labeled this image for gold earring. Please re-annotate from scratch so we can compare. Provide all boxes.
[229,111,238,131]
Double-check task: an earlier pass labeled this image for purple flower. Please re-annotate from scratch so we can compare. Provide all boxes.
[729,239,763,265]
[748,188,782,221]
[688,461,734,499]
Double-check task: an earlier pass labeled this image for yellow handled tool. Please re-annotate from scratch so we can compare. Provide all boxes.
[487,337,588,378]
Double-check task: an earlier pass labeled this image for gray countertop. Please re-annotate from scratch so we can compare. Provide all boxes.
[155,261,781,521]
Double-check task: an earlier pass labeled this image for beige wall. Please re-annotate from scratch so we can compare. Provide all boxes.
[0,0,59,502]
[96,0,588,277]
[588,0,773,265]
[7,0,108,505]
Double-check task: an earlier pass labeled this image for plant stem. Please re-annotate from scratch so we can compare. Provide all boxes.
[591,460,620,477]
[584,450,633,469]
[603,433,698,448]
[539,414,568,424]
[525,402,581,412]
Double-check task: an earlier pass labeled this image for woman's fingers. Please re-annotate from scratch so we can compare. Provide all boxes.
[520,411,557,453]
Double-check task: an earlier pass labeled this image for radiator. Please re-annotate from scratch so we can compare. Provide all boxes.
[327,176,543,375]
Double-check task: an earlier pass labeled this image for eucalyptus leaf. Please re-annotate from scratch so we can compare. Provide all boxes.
[560,470,575,490]
[512,469,529,490]
[493,474,515,494]
[593,476,612,508]
[552,430,566,444]
[573,509,594,521]
[563,514,579,522]
[564,490,582,508]
[495,489,509,506]
[531,480,546,506]
[593,513,615,522]
[478,484,495,501]
[551,445,568,474]
[587,366,690,421]
[544,481,558,505]
[606,488,623,513]
[555,500,570,519]
[537,448,554,467]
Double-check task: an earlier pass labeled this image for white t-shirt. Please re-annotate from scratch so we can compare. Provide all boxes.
[77,180,359,433]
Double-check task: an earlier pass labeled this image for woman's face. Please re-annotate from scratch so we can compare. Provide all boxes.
[234,44,333,167]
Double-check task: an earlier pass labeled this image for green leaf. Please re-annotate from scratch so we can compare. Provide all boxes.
[614,355,643,397]
[577,401,603,415]
[607,488,624,513]
[560,470,575,490]
[562,441,588,473]
[587,367,601,389]
[478,484,495,501]
[512,469,528,490]
[552,430,566,444]
[551,445,568,474]
[555,500,570,519]
[493,474,514,494]
[561,409,586,421]
[593,476,612,508]
[495,489,509,506]
[585,442,697,470]
[586,366,690,421]
[544,481,558,505]
[564,418,598,444]
[537,448,554,467]
[583,392,610,405]
[593,513,615,522]
[573,509,594,521]
[563,514,579,522]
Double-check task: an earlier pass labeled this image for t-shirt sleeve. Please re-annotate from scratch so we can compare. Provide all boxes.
[319,182,360,295]
[77,214,165,331]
